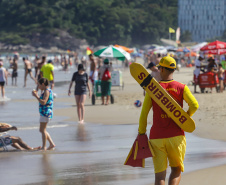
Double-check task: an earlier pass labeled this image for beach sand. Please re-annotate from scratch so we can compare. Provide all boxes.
[54,64,226,185]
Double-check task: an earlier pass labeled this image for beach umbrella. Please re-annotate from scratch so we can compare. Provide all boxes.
[185,52,197,57]
[183,47,190,53]
[94,45,131,60]
[190,42,208,52]
[131,53,143,57]
[114,44,134,53]
[154,48,168,54]
[200,40,226,55]
[176,47,190,52]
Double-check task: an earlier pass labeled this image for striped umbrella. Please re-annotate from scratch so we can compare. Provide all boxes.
[94,45,131,60]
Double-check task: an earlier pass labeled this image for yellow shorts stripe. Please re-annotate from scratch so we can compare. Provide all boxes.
[150,135,186,173]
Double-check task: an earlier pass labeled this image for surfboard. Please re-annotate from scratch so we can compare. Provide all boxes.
[130,62,195,133]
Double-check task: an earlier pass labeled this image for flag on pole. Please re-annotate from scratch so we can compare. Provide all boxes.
[176,27,180,41]
[169,27,175,33]
[86,47,93,55]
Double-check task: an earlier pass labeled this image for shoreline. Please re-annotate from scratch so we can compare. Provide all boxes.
[53,65,226,185]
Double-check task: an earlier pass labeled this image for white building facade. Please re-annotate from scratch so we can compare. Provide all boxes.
[178,0,226,42]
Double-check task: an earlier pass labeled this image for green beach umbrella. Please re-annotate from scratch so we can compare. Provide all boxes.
[94,45,131,60]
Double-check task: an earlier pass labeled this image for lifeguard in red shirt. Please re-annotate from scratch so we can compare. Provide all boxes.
[139,56,199,185]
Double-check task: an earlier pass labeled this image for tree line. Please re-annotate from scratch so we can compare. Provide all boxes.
[0,0,178,47]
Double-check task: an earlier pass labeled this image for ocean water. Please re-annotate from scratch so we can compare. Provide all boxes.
[1,66,226,185]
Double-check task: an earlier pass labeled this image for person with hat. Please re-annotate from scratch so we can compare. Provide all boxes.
[139,56,199,185]
[68,64,91,123]
[40,59,55,90]
[98,58,113,105]
[0,60,8,98]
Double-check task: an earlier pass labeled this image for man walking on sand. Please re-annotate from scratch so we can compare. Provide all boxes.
[23,57,36,87]
[33,55,40,78]
[89,54,98,89]
[139,56,199,185]
[11,57,18,86]
[194,55,204,93]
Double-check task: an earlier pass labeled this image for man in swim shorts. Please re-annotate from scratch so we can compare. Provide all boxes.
[23,57,37,87]
[139,56,199,185]
[11,57,18,86]
[0,123,40,150]
[193,55,204,93]
[33,55,40,78]
[89,54,98,89]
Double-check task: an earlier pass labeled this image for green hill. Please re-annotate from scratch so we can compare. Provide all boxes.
[0,0,177,49]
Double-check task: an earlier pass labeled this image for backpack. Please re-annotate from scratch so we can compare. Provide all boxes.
[102,68,111,81]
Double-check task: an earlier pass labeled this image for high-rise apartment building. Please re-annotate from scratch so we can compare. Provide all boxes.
[178,0,226,42]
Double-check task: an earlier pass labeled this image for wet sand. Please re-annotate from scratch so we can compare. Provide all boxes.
[1,60,226,184]
[53,64,226,185]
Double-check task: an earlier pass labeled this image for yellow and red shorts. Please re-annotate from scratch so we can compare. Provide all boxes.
[150,135,186,173]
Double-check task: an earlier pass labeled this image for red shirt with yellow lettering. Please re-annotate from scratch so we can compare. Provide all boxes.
[139,79,198,139]
[149,80,185,139]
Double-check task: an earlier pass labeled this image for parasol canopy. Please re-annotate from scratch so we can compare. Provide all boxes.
[114,45,134,53]
[94,45,131,60]
[185,52,197,57]
[200,40,226,55]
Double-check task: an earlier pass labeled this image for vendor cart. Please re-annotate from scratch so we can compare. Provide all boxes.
[91,80,114,105]
[198,72,219,93]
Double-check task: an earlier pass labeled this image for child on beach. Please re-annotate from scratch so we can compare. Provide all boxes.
[32,78,55,150]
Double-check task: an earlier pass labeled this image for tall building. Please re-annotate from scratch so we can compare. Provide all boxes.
[178,0,226,42]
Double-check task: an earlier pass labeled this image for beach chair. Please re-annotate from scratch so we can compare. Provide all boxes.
[0,132,11,151]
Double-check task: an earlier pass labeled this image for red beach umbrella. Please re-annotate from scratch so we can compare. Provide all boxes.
[200,40,226,55]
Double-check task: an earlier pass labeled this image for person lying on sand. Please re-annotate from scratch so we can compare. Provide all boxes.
[0,123,41,151]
